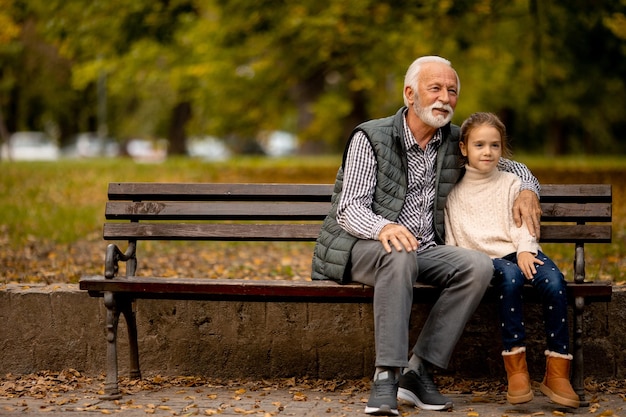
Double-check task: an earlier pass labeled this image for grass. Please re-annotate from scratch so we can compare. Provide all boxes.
[0,155,624,284]
[0,156,342,245]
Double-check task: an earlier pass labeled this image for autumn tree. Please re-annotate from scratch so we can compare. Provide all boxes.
[1,0,625,155]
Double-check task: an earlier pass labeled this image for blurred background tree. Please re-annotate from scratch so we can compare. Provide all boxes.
[0,0,624,155]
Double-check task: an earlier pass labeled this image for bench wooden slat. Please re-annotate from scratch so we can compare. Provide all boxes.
[540,202,611,221]
[104,201,611,222]
[103,223,322,241]
[108,182,334,202]
[105,201,331,220]
[566,281,613,301]
[539,184,611,201]
[81,276,374,301]
[539,225,612,243]
[79,276,612,304]
[108,183,611,202]
[103,223,611,243]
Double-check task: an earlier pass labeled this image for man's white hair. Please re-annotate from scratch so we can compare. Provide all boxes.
[403,56,461,106]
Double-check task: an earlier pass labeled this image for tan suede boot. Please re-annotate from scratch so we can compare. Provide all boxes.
[502,347,533,404]
[539,350,580,408]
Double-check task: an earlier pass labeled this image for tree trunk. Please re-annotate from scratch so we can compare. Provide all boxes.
[0,107,9,161]
[168,101,192,155]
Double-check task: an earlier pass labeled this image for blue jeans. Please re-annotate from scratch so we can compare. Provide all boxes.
[492,251,569,354]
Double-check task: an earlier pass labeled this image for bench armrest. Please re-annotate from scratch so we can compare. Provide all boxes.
[105,242,137,278]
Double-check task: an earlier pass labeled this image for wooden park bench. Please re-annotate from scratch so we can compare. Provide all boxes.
[80,182,613,402]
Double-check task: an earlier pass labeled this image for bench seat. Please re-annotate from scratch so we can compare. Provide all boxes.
[81,276,611,303]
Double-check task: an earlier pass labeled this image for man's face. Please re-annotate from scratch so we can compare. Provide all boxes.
[409,62,459,128]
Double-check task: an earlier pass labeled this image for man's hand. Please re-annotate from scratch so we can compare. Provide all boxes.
[517,252,544,280]
[513,189,542,239]
[378,223,419,253]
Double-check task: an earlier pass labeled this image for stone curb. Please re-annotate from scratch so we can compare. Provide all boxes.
[1,284,624,381]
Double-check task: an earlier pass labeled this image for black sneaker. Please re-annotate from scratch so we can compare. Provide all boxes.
[365,370,399,416]
[397,366,453,411]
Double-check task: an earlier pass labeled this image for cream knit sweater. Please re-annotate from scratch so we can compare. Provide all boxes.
[444,165,539,258]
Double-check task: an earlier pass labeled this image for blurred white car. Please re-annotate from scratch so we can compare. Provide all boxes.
[2,131,59,161]
[62,132,120,158]
[258,130,297,157]
[126,138,167,163]
[186,136,231,161]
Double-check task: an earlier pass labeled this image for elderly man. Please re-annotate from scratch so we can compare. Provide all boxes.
[312,56,541,416]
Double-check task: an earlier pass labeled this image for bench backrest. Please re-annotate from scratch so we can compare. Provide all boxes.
[104,182,612,244]
[103,182,612,284]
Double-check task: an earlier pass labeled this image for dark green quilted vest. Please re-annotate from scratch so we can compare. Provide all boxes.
[311,107,462,283]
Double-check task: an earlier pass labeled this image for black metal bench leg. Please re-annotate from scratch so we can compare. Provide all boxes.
[102,292,122,400]
[572,296,588,406]
[121,298,141,379]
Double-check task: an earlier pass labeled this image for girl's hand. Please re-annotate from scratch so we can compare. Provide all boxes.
[518,252,544,280]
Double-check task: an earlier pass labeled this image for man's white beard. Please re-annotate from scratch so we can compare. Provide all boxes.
[414,100,454,128]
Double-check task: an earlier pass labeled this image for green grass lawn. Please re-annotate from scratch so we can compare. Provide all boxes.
[0,155,624,284]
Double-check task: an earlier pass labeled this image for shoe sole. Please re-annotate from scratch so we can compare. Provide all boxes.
[539,383,580,408]
[397,387,453,411]
[507,390,534,404]
[364,405,399,416]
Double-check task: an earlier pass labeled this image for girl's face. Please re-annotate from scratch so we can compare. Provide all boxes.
[460,125,502,173]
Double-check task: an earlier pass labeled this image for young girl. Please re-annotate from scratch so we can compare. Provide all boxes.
[444,112,579,408]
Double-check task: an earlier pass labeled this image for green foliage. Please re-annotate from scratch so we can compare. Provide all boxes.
[0,1,19,45]
[0,0,625,154]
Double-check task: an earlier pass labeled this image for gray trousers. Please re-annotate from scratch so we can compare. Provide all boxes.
[351,240,493,370]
